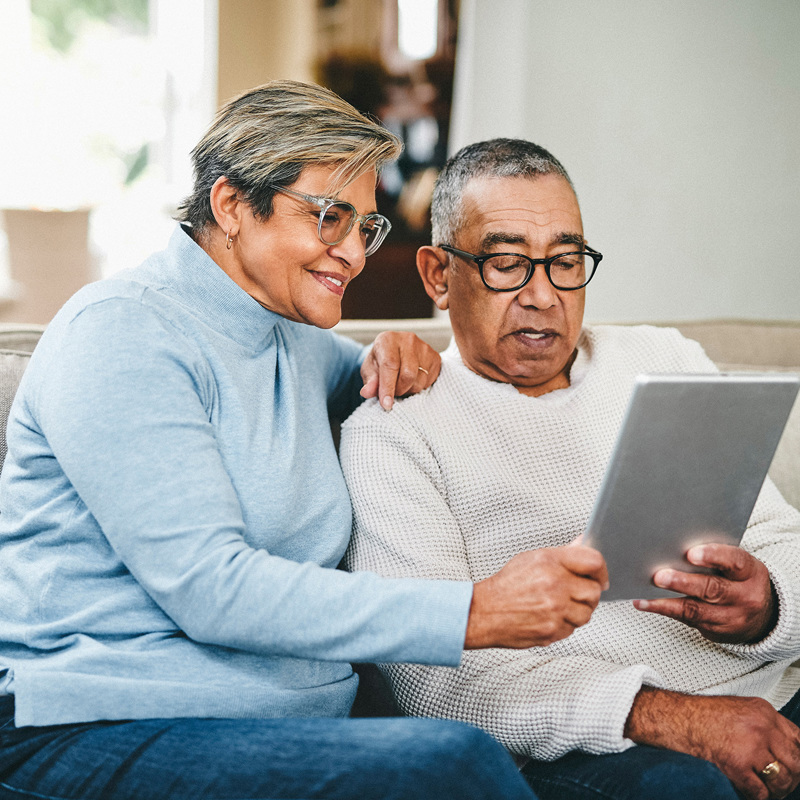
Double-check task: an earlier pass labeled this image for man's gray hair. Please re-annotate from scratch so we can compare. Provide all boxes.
[177,80,402,236]
[431,138,574,246]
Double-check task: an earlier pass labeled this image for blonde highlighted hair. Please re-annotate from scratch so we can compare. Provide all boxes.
[177,80,402,233]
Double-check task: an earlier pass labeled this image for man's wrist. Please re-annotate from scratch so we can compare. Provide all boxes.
[624,687,696,752]
[745,579,780,644]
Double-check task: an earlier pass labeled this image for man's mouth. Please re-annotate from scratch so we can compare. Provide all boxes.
[514,329,558,346]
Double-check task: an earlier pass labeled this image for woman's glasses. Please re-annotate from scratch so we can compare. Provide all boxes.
[269,185,392,256]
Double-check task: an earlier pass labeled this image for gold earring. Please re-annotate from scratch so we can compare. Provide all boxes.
[225,230,235,250]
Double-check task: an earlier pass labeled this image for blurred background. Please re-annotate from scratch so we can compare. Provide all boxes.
[0,0,798,325]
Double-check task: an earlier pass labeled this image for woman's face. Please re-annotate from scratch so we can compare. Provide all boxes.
[226,165,378,329]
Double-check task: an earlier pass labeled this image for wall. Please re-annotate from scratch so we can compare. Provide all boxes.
[450,0,800,323]
[216,0,317,105]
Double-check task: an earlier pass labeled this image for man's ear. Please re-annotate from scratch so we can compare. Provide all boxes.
[208,176,245,238]
[417,246,450,311]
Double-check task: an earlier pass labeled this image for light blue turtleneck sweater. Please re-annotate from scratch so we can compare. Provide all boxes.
[0,225,472,727]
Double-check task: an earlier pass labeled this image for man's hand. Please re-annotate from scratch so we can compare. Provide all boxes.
[633,544,777,644]
[360,332,441,411]
[626,687,800,800]
[464,545,609,649]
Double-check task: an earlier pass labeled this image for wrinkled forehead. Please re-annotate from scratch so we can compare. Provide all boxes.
[457,173,583,249]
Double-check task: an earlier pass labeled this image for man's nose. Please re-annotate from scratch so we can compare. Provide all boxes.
[516,264,557,309]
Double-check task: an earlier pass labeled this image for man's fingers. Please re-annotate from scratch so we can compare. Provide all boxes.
[686,543,755,581]
[633,596,749,640]
[652,567,733,603]
[634,596,724,626]
[753,749,800,800]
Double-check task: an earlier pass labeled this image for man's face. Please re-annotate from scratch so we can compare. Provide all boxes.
[445,173,586,397]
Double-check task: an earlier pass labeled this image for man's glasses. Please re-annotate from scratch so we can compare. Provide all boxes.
[269,185,392,257]
[440,245,602,292]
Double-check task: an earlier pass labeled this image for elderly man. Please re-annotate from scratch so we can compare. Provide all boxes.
[342,138,800,800]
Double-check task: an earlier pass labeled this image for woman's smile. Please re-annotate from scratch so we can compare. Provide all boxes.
[311,270,348,297]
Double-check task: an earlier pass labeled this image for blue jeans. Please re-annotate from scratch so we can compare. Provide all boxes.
[0,697,537,800]
[521,686,800,800]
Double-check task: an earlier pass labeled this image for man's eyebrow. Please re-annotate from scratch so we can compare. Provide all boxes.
[552,232,586,248]
[479,231,586,250]
[480,231,528,249]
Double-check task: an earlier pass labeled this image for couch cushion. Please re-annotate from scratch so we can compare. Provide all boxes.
[712,363,800,512]
[0,349,32,468]
[672,320,800,370]
[771,401,800,510]
[0,325,46,355]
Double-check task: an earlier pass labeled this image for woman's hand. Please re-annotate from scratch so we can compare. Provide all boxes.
[464,545,609,649]
[360,332,441,410]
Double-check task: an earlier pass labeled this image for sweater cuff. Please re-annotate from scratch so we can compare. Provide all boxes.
[387,578,473,667]
[552,665,661,758]
[720,564,800,661]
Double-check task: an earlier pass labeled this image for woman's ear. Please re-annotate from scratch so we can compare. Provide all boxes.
[208,176,244,238]
[417,246,451,311]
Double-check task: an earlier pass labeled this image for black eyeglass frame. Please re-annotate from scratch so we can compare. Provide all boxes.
[439,244,603,292]
[267,184,392,256]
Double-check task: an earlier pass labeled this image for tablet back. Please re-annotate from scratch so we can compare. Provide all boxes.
[583,373,800,601]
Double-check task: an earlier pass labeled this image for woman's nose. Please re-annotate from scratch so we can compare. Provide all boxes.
[328,224,367,273]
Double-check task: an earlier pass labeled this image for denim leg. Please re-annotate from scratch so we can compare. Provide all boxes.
[521,745,740,800]
[780,684,800,725]
[777,686,800,800]
[0,714,537,800]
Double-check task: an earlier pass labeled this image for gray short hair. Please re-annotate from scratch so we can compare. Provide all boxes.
[431,138,574,246]
[177,80,402,234]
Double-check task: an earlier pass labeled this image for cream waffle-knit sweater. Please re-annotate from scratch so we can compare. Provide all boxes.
[342,324,800,760]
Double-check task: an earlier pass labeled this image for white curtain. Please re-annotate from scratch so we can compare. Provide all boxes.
[449,0,800,323]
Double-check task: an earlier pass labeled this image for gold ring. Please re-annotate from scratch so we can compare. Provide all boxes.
[417,367,429,375]
[761,760,781,780]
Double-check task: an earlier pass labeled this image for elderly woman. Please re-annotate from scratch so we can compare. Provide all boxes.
[0,82,604,799]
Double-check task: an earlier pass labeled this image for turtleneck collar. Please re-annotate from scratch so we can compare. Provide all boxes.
[147,224,289,351]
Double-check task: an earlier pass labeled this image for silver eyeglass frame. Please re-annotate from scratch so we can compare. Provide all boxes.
[268,184,392,256]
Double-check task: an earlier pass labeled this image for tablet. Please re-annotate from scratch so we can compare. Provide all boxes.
[583,373,800,601]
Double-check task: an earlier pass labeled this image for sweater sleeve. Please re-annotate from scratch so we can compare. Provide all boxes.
[723,480,800,660]
[31,299,471,666]
[342,407,658,760]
